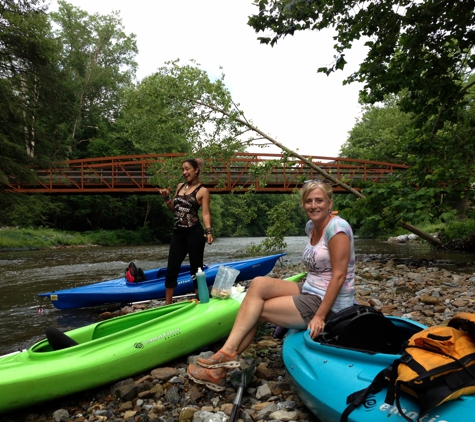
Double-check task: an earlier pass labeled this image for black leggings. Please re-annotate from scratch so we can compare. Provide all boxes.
[165,224,206,289]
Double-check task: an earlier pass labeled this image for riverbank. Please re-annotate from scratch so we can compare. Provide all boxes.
[3,258,475,422]
[0,227,157,251]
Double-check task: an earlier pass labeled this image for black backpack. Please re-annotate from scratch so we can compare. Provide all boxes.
[125,262,147,283]
[318,304,404,354]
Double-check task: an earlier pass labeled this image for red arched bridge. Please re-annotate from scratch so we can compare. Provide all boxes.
[8,153,409,194]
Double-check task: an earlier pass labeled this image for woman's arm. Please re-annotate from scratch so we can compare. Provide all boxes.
[158,184,181,212]
[308,232,350,339]
[200,188,214,245]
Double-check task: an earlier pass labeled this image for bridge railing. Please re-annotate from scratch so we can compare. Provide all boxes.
[8,153,409,194]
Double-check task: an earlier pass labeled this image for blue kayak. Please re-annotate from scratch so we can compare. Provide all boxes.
[38,253,285,309]
[283,316,475,422]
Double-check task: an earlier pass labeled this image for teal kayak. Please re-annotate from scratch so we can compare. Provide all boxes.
[0,294,245,414]
[283,316,475,422]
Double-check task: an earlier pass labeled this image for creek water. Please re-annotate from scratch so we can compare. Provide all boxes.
[1,236,474,356]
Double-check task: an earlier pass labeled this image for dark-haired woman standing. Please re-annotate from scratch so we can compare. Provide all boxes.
[158,158,214,304]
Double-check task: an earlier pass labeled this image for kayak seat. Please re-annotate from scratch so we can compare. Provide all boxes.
[329,313,405,354]
[45,327,78,351]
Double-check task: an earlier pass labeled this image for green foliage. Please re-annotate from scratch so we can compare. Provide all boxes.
[334,76,475,238]
[220,189,264,237]
[84,228,154,246]
[50,1,138,158]
[249,0,475,132]
[0,0,69,191]
[247,0,475,241]
[0,226,156,249]
[336,176,462,238]
[247,192,303,252]
[120,60,243,160]
[208,195,224,237]
[0,227,92,249]
[439,220,475,244]
[44,194,170,238]
[340,95,412,164]
[0,194,58,227]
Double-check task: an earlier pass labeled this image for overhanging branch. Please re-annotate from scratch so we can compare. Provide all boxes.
[194,99,442,247]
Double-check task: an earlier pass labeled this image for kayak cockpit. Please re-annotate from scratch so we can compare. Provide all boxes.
[29,299,198,354]
[45,327,78,350]
[315,316,426,356]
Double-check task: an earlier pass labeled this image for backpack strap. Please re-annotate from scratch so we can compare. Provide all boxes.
[384,357,415,422]
[448,312,475,338]
[341,366,390,422]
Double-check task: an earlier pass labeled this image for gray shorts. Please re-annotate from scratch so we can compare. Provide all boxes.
[292,282,335,326]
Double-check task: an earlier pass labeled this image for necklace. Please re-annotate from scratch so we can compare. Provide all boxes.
[184,182,197,193]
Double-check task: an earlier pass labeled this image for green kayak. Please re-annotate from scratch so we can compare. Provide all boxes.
[0,273,306,414]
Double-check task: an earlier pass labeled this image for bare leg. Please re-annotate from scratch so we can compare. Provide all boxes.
[165,287,174,305]
[219,276,306,355]
[191,277,306,386]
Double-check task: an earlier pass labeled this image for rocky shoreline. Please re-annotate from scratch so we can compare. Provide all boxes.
[4,258,475,422]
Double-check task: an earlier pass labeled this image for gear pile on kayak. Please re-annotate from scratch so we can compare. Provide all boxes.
[283,308,475,422]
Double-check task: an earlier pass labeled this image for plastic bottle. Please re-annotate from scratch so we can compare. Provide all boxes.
[196,267,209,303]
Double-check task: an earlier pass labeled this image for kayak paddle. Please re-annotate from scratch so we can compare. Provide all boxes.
[229,363,256,422]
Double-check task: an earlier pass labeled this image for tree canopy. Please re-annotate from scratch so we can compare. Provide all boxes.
[50,0,138,158]
[248,0,475,131]
[2,0,474,248]
[340,94,412,164]
[119,60,243,157]
[0,0,59,187]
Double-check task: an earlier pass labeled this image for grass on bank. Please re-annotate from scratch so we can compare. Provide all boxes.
[0,227,156,250]
[1,219,474,251]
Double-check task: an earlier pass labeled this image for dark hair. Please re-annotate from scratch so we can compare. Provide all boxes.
[183,158,203,176]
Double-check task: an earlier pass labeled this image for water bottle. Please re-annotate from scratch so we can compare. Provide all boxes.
[196,267,209,303]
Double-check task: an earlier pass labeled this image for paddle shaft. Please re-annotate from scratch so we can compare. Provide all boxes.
[131,292,196,306]
[229,385,244,422]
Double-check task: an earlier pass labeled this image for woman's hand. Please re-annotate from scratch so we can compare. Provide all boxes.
[157,187,170,199]
[308,315,326,340]
[205,233,214,245]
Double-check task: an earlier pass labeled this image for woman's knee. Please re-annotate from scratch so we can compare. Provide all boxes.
[247,276,274,295]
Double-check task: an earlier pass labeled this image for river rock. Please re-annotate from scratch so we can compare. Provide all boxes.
[151,367,179,381]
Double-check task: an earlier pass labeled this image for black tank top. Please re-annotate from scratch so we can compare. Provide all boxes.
[173,184,203,230]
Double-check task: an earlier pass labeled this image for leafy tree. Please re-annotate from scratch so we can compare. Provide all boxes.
[29,2,140,233]
[0,0,76,227]
[337,81,475,237]
[120,60,245,159]
[50,1,138,158]
[0,0,66,188]
[248,0,475,131]
[118,61,253,196]
[249,1,475,243]
[340,95,412,164]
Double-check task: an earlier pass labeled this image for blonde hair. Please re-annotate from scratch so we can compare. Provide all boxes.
[300,180,333,207]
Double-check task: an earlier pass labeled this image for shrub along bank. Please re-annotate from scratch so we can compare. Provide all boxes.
[0,227,157,251]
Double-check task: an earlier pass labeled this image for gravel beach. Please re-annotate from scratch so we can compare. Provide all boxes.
[3,257,475,422]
